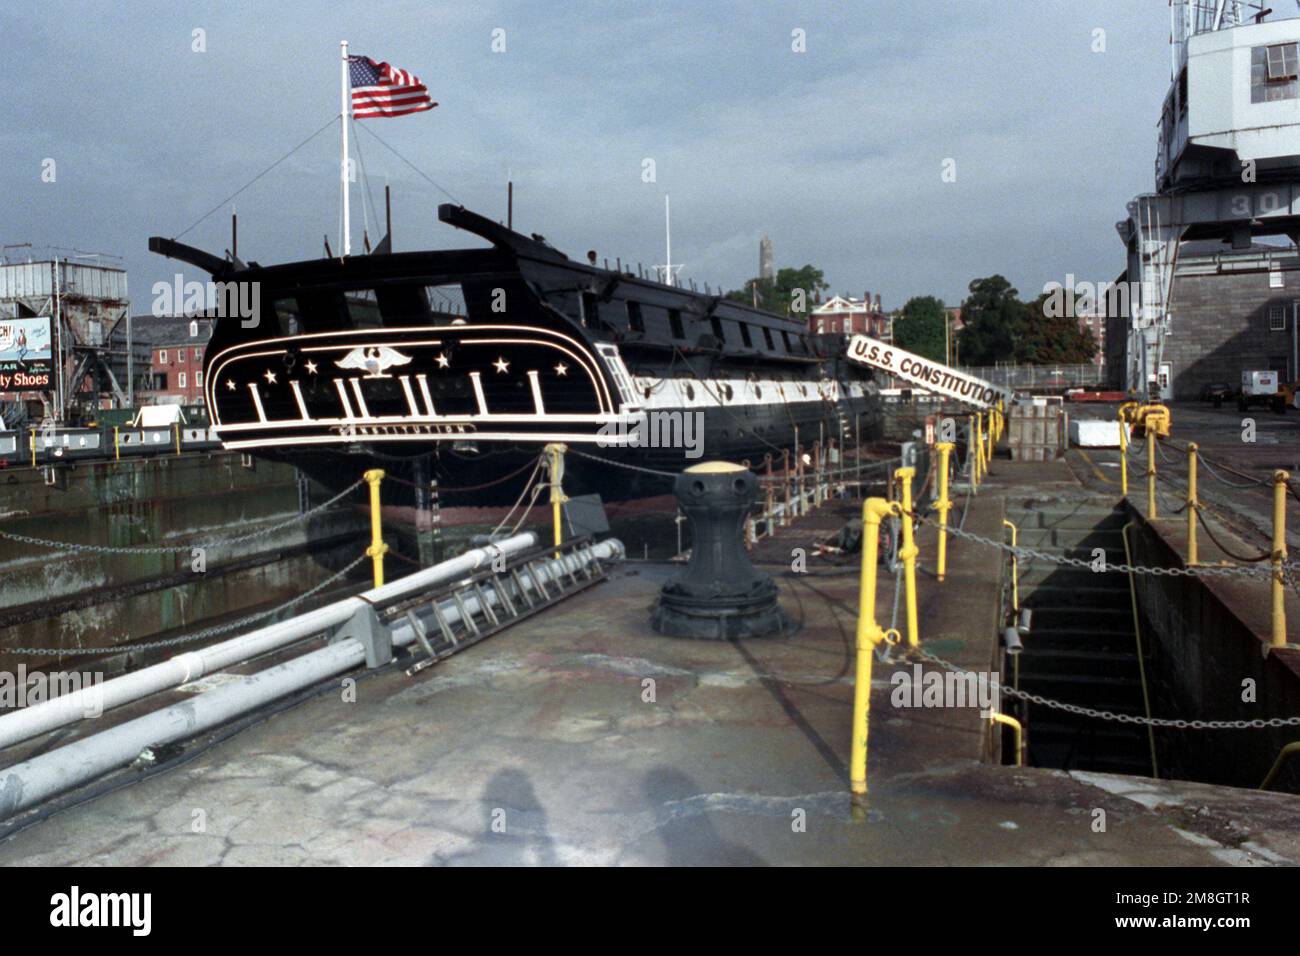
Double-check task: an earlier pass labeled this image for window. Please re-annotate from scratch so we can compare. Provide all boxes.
[343,289,382,328]
[626,301,644,333]
[178,372,187,389]
[762,327,775,351]
[739,322,753,348]
[781,331,793,352]
[196,371,203,387]
[710,316,726,344]
[1253,44,1300,102]
[581,292,599,328]
[194,348,202,360]
[1268,43,1298,80]
[179,349,186,364]
[1270,304,1287,331]
[667,308,684,339]
[189,319,199,337]
[159,350,167,364]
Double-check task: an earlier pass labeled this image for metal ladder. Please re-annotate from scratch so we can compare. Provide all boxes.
[390,537,611,676]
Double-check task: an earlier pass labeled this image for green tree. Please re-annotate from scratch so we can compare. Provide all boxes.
[956,275,1027,366]
[893,295,947,362]
[1018,293,1098,364]
[726,265,829,317]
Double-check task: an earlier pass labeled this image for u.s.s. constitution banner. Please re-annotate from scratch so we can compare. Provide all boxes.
[845,334,1013,409]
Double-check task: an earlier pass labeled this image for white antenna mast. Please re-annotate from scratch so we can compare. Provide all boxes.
[340,40,352,258]
[656,194,682,286]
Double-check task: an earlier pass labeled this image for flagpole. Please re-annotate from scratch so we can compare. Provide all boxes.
[340,39,351,258]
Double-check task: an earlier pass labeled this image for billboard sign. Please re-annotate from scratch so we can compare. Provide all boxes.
[0,316,53,391]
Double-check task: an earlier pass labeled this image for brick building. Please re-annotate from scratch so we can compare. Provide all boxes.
[1077,304,1106,368]
[128,315,215,405]
[810,293,889,339]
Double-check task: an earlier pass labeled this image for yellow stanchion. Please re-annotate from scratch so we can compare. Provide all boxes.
[113,426,121,461]
[989,712,1024,767]
[1186,443,1198,566]
[544,443,568,554]
[934,441,954,582]
[1261,741,1300,790]
[895,465,920,648]
[363,468,388,587]
[973,415,984,483]
[174,423,181,455]
[1002,519,1019,611]
[1117,415,1128,496]
[1272,470,1290,649]
[1146,429,1157,519]
[850,497,901,804]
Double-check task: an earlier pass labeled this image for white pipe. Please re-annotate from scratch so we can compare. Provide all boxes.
[0,538,621,818]
[0,533,538,751]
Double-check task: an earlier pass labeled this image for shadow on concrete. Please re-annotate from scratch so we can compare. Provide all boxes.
[439,768,559,866]
[643,767,768,866]
[730,625,852,788]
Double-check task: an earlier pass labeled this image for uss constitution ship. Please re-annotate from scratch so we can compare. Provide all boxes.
[149,205,882,509]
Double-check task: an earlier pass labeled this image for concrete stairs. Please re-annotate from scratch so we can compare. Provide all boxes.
[1007,500,1155,777]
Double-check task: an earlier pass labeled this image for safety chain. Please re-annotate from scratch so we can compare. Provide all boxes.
[1196,452,1262,490]
[4,554,369,657]
[566,447,680,478]
[380,456,541,494]
[0,478,365,556]
[908,647,1300,730]
[903,506,1273,579]
[569,446,901,483]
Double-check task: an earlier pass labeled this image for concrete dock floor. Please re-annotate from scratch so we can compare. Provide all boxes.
[1,459,1298,866]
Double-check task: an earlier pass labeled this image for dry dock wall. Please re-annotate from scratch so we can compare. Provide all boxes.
[1125,509,1300,793]
[0,453,368,673]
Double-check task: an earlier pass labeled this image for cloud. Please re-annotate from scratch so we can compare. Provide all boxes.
[0,0,1174,311]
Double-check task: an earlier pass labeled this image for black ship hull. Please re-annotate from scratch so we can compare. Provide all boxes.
[151,203,885,513]
[268,389,881,510]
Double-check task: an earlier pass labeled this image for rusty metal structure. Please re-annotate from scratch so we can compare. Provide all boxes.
[0,253,132,423]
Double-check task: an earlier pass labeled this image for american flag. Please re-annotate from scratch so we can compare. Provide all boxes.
[348,55,437,119]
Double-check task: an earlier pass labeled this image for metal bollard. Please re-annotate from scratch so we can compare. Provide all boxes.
[850,497,901,803]
[544,443,568,555]
[934,441,954,582]
[782,448,792,525]
[1186,442,1198,566]
[812,440,822,509]
[895,466,920,648]
[363,468,388,588]
[1272,470,1290,649]
[985,409,995,467]
[1146,429,1157,519]
[793,425,800,512]
[974,415,984,481]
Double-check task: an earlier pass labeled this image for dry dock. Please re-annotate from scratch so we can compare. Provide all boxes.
[1,448,1297,866]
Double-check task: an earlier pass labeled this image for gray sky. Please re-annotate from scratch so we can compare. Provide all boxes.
[2,1,1179,312]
